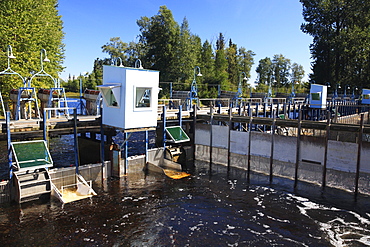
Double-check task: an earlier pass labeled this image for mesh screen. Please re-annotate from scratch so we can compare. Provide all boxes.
[12,141,52,169]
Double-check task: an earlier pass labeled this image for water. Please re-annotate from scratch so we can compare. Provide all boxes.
[0,161,369,246]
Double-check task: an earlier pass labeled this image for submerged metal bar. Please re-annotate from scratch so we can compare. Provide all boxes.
[227,105,232,173]
[355,114,364,198]
[294,108,302,188]
[269,110,276,183]
[100,109,105,184]
[322,111,331,188]
[73,109,80,174]
[6,111,12,179]
[210,105,213,169]
[247,115,253,182]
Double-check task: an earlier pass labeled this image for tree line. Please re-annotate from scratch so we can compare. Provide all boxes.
[300,0,370,91]
[0,0,64,100]
[1,2,368,100]
[66,6,306,98]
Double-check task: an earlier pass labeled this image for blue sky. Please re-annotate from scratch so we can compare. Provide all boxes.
[58,0,312,84]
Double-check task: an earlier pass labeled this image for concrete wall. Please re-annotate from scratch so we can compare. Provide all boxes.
[195,123,370,194]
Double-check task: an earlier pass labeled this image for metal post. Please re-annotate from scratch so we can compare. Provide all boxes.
[270,110,276,183]
[322,111,331,188]
[178,105,182,127]
[192,104,197,162]
[210,105,213,168]
[79,78,83,115]
[247,115,253,182]
[145,130,148,165]
[100,109,105,184]
[125,132,128,175]
[73,108,80,174]
[43,109,48,145]
[6,111,12,179]
[169,82,173,109]
[355,114,364,199]
[227,105,232,172]
[263,103,267,131]
[162,105,166,150]
[294,108,302,188]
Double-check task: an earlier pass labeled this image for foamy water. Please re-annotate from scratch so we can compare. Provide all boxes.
[0,161,369,246]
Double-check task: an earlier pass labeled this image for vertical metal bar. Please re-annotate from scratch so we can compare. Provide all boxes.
[6,111,12,179]
[294,108,302,188]
[210,105,213,170]
[247,116,253,182]
[100,108,105,184]
[73,108,80,174]
[162,105,166,150]
[255,103,259,130]
[43,109,48,145]
[145,130,148,165]
[270,110,276,183]
[178,105,182,127]
[263,103,267,132]
[79,78,83,115]
[355,114,364,199]
[322,111,331,188]
[227,105,232,173]
[125,132,128,175]
[192,104,197,162]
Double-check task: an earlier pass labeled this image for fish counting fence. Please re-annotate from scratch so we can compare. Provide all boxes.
[194,105,370,197]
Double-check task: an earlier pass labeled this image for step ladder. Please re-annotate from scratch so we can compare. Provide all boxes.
[13,168,51,203]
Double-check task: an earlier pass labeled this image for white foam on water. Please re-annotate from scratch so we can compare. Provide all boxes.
[287,193,370,246]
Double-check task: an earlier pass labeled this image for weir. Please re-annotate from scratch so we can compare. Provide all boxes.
[0,50,370,204]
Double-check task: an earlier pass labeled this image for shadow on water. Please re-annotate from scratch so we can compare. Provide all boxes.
[0,160,369,246]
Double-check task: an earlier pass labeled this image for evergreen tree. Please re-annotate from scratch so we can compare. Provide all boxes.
[301,0,370,87]
[214,33,229,91]
[226,39,238,88]
[237,47,255,80]
[256,57,273,86]
[0,0,64,95]
[200,40,217,98]
[291,63,305,85]
[272,54,291,89]
[137,5,180,82]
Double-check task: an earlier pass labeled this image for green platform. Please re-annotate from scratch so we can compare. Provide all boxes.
[165,126,190,143]
[11,140,53,171]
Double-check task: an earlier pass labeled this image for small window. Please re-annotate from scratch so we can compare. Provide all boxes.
[311,92,321,101]
[135,87,151,108]
[97,84,121,108]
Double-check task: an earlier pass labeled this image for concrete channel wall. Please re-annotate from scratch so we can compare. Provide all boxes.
[195,124,370,195]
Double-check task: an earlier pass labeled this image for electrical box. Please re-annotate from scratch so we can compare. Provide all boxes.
[361,89,370,104]
[309,84,327,109]
[98,65,160,129]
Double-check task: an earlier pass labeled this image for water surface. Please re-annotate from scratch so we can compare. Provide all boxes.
[0,161,369,246]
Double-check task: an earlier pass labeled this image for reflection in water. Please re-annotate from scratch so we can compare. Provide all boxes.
[0,161,369,246]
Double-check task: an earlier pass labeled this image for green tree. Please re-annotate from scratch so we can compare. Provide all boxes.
[214,33,229,91]
[0,0,64,95]
[101,37,128,65]
[237,47,255,94]
[237,47,255,80]
[301,0,370,88]
[272,54,291,88]
[256,57,273,86]
[137,5,180,82]
[226,39,238,88]
[291,62,305,93]
[199,40,217,98]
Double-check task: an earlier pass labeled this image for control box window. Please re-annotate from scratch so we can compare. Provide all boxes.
[135,87,151,108]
